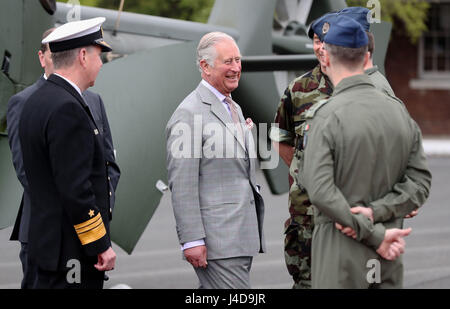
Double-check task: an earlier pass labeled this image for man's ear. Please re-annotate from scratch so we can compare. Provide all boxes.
[79,48,88,67]
[38,51,45,68]
[363,51,370,67]
[200,59,210,75]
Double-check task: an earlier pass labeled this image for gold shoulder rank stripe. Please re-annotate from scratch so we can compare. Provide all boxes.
[74,213,107,245]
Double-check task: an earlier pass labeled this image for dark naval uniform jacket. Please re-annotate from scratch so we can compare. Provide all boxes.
[83,90,121,219]
[19,74,111,271]
[7,76,46,243]
[8,79,120,243]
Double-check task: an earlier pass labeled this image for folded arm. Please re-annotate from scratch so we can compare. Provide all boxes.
[369,120,431,222]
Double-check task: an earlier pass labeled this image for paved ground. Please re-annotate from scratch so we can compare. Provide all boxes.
[0,155,449,289]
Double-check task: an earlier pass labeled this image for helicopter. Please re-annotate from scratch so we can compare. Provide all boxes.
[0,0,391,254]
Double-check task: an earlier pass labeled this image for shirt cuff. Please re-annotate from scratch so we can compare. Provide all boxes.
[181,239,205,251]
[269,126,294,145]
[368,203,386,223]
[364,223,386,250]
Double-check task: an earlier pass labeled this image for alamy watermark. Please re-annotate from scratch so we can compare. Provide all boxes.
[367,0,381,24]
[66,258,81,284]
[168,117,279,170]
[65,0,81,22]
[366,258,381,284]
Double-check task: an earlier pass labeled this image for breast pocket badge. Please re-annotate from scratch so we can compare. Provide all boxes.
[303,124,310,149]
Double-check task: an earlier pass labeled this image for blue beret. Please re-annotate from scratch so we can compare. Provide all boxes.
[338,7,371,32]
[323,15,368,48]
[307,12,337,41]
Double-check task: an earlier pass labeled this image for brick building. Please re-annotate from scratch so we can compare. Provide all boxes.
[385,1,450,136]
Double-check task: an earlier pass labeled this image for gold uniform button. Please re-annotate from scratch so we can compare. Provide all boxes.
[109,191,112,196]
[108,177,111,181]
[110,208,112,213]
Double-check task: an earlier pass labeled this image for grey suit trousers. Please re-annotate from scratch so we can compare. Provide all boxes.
[194,257,253,289]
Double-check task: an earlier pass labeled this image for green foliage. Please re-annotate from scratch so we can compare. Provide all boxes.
[87,0,215,23]
[78,0,99,6]
[346,0,430,44]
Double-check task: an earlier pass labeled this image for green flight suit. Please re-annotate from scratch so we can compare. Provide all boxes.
[365,65,395,97]
[270,64,421,289]
[298,74,431,288]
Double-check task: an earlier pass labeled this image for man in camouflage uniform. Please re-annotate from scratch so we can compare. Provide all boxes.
[269,13,334,289]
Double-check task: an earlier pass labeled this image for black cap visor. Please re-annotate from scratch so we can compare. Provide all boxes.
[49,29,112,53]
[94,39,112,52]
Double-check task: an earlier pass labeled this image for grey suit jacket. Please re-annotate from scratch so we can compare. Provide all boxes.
[166,82,266,260]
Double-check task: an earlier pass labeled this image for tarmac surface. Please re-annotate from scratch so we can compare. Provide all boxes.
[0,150,449,289]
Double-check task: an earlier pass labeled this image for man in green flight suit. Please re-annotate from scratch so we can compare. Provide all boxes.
[298,15,431,288]
[269,6,424,289]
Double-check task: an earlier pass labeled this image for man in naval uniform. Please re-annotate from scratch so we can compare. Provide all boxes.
[19,17,116,289]
[8,26,120,289]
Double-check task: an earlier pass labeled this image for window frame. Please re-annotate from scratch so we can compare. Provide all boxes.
[417,1,450,79]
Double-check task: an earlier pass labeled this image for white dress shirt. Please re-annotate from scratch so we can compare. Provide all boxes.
[201,79,232,117]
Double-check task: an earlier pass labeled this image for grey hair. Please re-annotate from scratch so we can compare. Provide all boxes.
[51,46,94,69]
[196,32,236,73]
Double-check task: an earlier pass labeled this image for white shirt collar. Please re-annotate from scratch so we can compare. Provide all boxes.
[201,79,232,103]
[53,73,83,96]
[201,80,234,117]
[43,73,48,80]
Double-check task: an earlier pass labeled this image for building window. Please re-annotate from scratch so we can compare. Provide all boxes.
[411,2,450,89]
[419,2,450,78]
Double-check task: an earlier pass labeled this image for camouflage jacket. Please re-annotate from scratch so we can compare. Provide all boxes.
[269,64,333,228]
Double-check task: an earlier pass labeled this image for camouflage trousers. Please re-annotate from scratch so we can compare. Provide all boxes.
[284,212,314,289]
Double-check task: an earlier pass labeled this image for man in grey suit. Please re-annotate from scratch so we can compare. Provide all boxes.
[166,32,265,289]
[7,28,120,288]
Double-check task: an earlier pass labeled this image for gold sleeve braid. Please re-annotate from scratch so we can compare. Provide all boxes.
[74,213,106,245]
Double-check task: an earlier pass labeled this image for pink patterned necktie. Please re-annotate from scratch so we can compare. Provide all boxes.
[224,96,244,144]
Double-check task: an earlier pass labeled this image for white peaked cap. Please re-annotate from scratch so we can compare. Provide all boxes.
[42,17,112,52]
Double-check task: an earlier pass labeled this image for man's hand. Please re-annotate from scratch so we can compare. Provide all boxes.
[272,141,294,167]
[335,206,373,239]
[351,206,374,222]
[405,208,419,219]
[376,228,412,261]
[94,246,116,271]
[184,245,208,268]
[335,223,357,239]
